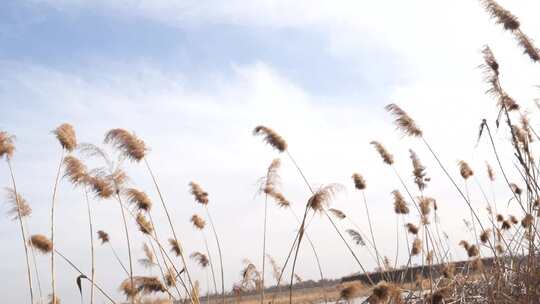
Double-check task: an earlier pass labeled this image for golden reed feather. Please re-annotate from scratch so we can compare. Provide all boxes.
[97,230,110,244]
[5,188,32,220]
[190,214,206,230]
[479,0,520,30]
[53,123,77,152]
[406,223,419,235]
[0,131,16,159]
[458,160,474,180]
[328,208,346,219]
[169,239,182,257]
[307,184,343,212]
[252,126,288,152]
[62,156,88,186]
[370,141,394,165]
[105,129,147,162]
[136,213,153,235]
[409,149,428,191]
[351,173,366,190]
[125,188,152,212]
[29,234,53,254]
[385,104,422,137]
[190,252,209,268]
[189,181,209,205]
[391,190,409,215]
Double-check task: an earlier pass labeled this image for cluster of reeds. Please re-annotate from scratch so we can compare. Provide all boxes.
[3,1,540,303]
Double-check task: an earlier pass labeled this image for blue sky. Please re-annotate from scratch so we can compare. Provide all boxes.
[2,0,540,303]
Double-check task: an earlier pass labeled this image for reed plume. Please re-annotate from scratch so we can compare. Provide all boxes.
[29,234,53,254]
[392,190,409,215]
[119,276,166,300]
[98,231,110,244]
[351,173,366,190]
[169,239,182,257]
[125,188,152,212]
[307,184,343,212]
[328,208,346,219]
[5,188,32,220]
[190,252,209,268]
[139,243,156,269]
[136,213,154,235]
[191,214,206,230]
[252,126,287,152]
[346,229,366,246]
[480,0,520,30]
[409,149,428,191]
[385,104,423,137]
[406,223,419,235]
[104,129,147,162]
[370,141,394,165]
[0,131,15,159]
[53,123,77,152]
[458,160,474,180]
[411,238,422,256]
[189,182,209,205]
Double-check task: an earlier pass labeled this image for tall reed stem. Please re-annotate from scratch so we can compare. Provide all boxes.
[50,150,65,304]
[84,189,95,304]
[6,159,34,304]
[205,206,225,304]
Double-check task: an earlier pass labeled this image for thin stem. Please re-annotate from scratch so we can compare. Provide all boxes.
[84,189,95,304]
[205,206,225,304]
[261,193,268,304]
[7,159,34,304]
[50,150,65,303]
[114,191,135,304]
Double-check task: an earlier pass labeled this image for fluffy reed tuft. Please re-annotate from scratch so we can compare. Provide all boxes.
[86,175,114,199]
[136,213,153,235]
[346,229,366,246]
[307,184,343,212]
[97,230,110,244]
[4,188,32,220]
[169,239,182,257]
[409,150,428,191]
[190,252,209,268]
[139,243,155,269]
[514,31,540,62]
[190,214,206,230]
[480,0,520,30]
[458,160,474,180]
[370,141,394,165]
[125,188,152,212]
[189,181,209,205]
[406,223,419,235]
[486,162,495,181]
[351,173,366,190]
[419,197,435,217]
[62,156,88,186]
[119,276,166,299]
[53,123,77,152]
[104,129,147,162]
[340,283,362,301]
[459,240,479,257]
[385,104,422,137]
[510,183,522,195]
[29,234,53,254]
[411,238,422,256]
[328,208,346,219]
[480,229,491,243]
[0,131,16,159]
[392,190,409,214]
[252,126,287,152]
[521,213,534,228]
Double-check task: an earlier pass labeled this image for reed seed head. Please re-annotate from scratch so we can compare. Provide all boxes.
[515,30,540,62]
[480,0,520,30]
[4,188,32,220]
[486,162,495,181]
[97,230,110,244]
[190,252,209,268]
[0,131,15,159]
[307,183,343,212]
[392,190,409,214]
[29,234,53,254]
[169,239,182,257]
[370,141,394,165]
[406,223,419,235]
[63,156,88,186]
[385,104,423,137]
[458,160,474,180]
[480,229,491,243]
[86,175,114,199]
[521,213,534,228]
[189,181,209,205]
[136,213,153,235]
[105,128,147,162]
[328,208,346,220]
[351,173,366,190]
[252,125,287,152]
[53,123,77,152]
[346,229,366,246]
[411,238,422,256]
[409,149,428,191]
[125,188,152,212]
[190,214,206,230]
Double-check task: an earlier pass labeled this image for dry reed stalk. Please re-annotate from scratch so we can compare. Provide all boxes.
[1,133,35,304]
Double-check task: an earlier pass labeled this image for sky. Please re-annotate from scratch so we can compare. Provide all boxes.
[1,0,540,303]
